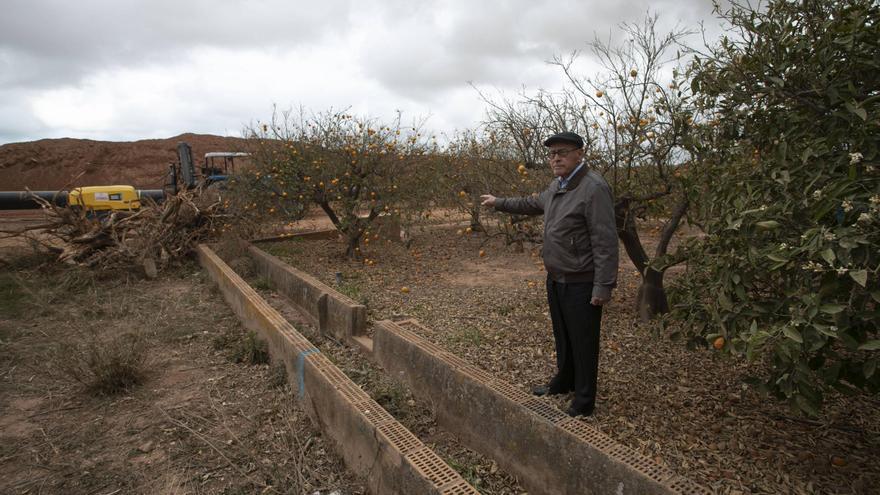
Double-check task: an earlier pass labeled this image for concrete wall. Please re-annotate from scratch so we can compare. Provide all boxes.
[247,244,366,341]
[196,245,478,495]
[373,319,710,495]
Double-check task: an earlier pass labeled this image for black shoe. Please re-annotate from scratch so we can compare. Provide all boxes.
[566,405,594,417]
[532,384,573,397]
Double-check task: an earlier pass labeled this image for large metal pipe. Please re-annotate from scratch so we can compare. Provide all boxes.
[0,190,166,210]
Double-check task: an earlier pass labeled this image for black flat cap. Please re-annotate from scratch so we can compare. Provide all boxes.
[543,131,584,148]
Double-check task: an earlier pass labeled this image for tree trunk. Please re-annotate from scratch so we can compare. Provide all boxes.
[345,232,362,259]
[469,206,482,231]
[615,195,688,321]
[636,267,669,322]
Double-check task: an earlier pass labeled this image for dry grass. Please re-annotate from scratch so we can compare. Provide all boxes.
[263,221,880,495]
[0,250,364,494]
[51,326,149,396]
[213,328,270,365]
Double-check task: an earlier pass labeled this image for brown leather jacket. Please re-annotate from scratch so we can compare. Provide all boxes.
[494,165,619,300]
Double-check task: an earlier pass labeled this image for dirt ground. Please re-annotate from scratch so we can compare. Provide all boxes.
[0,251,364,494]
[259,213,880,495]
[0,133,248,191]
[2,205,878,495]
[247,271,526,494]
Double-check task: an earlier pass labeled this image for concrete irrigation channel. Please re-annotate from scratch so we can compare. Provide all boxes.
[197,240,710,495]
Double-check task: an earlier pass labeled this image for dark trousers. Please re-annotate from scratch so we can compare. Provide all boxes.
[546,276,602,411]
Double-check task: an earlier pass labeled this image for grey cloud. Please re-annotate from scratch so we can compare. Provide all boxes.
[0,0,354,88]
[0,90,51,144]
[0,0,724,144]
[357,0,719,97]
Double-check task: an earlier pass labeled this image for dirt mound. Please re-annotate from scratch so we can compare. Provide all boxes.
[0,133,249,191]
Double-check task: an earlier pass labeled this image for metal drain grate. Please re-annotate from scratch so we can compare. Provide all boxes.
[376,421,424,455]
[522,397,568,424]
[666,476,712,495]
[609,444,676,484]
[406,447,461,488]
[354,399,395,426]
[440,480,481,494]
[490,380,534,404]
[557,418,618,452]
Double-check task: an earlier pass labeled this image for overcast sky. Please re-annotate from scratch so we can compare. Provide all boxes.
[0,0,723,145]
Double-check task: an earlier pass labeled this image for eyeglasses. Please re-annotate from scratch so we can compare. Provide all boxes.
[546,147,582,158]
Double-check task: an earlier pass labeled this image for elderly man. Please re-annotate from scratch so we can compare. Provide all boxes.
[481,131,618,417]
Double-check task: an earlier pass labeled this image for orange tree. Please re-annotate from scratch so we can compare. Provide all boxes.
[219,160,310,239]
[204,144,309,241]
[673,0,880,414]
[432,128,549,249]
[246,108,432,258]
[480,16,699,320]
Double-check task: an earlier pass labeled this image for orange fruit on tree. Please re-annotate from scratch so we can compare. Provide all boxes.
[479,249,486,257]
[713,337,725,350]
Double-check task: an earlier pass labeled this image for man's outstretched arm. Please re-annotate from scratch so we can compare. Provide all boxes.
[481,192,546,215]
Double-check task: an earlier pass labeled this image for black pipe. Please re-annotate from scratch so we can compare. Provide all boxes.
[138,189,166,203]
[0,190,166,210]
[0,191,68,209]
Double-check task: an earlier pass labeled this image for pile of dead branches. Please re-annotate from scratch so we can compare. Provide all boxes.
[3,188,227,276]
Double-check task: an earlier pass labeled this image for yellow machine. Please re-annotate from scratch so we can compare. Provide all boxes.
[68,185,141,212]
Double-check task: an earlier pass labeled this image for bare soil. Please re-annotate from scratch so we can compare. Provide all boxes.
[0,252,364,494]
[247,273,526,494]
[261,218,880,495]
[0,134,248,191]
[3,200,878,494]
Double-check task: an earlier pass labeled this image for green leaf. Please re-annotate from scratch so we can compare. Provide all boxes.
[839,238,859,249]
[820,248,836,264]
[849,269,867,287]
[767,253,789,262]
[794,393,819,417]
[814,324,838,338]
[865,359,877,379]
[783,326,803,343]
[819,304,846,314]
[756,220,780,230]
[800,148,813,163]
[872,291,880,303]
[845,100,868,121]
[718,292,733,311]
[859,340,880,351]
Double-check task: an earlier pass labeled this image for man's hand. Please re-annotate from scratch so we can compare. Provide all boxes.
[591,296,610,306]
[480,194,497,207]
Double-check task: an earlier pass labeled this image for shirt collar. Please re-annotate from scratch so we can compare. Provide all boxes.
[558,161,585,189]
